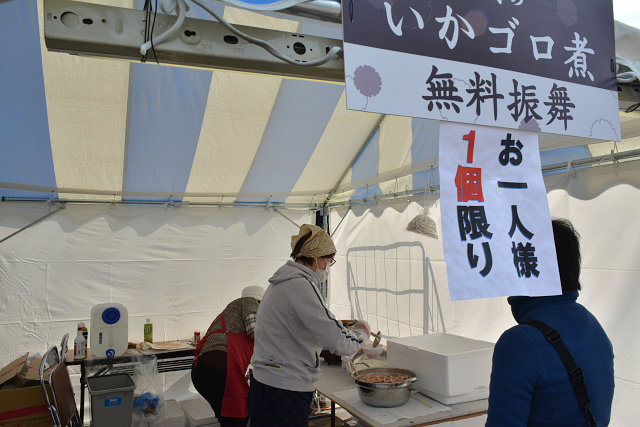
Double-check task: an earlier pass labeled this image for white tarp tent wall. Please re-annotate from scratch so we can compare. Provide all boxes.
[1,0,640,424]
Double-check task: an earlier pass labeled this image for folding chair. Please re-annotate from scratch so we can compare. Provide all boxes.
[40,345,60,425]
[60,333,69,361]
[39,335,82,427]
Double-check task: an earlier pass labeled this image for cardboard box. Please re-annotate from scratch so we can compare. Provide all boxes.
[0,354,51,390]
[0,354,29,389]
[387,333,495,404]
[0,385,52,427]
[0,354,53,427]
[21,358,45,384]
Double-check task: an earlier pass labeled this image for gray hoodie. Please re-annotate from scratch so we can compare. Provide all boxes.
[250,260,364,392]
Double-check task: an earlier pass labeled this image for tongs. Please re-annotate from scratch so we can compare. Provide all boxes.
[371,331,382,348]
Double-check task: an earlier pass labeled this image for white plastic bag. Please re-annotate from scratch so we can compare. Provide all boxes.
[132,355,165,426]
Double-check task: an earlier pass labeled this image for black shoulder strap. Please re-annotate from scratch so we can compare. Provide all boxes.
[524,320,597,427]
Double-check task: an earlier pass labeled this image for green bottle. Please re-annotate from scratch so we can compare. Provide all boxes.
[144,318,153,343]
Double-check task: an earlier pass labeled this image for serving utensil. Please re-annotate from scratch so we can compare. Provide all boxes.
[372,331,382,348]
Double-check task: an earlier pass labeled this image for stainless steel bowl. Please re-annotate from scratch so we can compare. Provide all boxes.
[353,367,418,407]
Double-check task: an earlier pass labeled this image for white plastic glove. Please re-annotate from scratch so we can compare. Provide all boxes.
[351,320,371,338]
[361,341,385,358]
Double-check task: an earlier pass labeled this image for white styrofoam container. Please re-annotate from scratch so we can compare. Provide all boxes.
[164,399,186,427]
[179,398,219,427]
[386,333,495,404]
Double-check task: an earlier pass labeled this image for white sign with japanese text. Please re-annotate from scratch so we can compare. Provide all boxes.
[439,121,561,300]
[343,0,620,141]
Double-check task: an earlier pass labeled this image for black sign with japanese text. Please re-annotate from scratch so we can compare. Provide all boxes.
[343,0,620,140]
[343,0,616,90]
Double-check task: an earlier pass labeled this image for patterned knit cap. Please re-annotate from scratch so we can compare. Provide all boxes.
[291,224,336,258]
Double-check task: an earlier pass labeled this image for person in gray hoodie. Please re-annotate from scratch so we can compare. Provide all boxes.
[248,224,370,426]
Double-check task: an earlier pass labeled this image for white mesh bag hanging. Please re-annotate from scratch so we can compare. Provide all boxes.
[407,176,438,239]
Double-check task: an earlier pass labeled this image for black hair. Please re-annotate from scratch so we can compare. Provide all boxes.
[552,218,581,292]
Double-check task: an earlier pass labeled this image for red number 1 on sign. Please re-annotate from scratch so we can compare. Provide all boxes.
[463,131,476,164]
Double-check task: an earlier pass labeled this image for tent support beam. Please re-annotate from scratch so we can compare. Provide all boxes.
[256,0,342,23]
[274,209,301,228]
[541,147,640,173]
[43,0,344,82]
[2,148,638,208]
[0,198,320,210]
[327,148,640,208]
[0,203,65,245]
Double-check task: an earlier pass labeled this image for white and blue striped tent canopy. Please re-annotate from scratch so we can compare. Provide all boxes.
[2,0,639,207]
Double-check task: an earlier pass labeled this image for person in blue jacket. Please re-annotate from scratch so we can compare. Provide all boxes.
[486,219,614,426]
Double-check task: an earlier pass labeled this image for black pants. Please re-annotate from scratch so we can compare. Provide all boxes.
[191,351,248,427]
[247,374,313,427]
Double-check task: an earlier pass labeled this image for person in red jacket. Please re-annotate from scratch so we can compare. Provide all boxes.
[191,285,264,427]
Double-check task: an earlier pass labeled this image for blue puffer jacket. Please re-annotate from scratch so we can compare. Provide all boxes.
[486,292,614,426]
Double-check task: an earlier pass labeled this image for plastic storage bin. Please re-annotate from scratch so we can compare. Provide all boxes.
[87,374,135,427]
[387,333,495,404]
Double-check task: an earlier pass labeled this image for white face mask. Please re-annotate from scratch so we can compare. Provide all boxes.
[314,259,330,282]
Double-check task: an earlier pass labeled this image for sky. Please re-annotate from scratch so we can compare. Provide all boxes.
[613,0,640,29]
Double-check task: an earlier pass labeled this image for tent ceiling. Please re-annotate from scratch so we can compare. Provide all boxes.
[1,0,639,207]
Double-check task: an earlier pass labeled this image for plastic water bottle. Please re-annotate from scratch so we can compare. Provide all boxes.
[74,323,86,359]
[80,321,88,349]
[144,319,153,343]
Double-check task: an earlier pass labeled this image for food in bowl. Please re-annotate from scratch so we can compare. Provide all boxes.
[354,367,417,407]
[359,373,410,384]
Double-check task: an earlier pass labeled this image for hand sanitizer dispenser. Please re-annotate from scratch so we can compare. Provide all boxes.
[90,303,128,361]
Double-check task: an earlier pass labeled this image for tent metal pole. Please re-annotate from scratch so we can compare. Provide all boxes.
[327,147,640,208]
[324,114,385,205]
[0,204,65,245]
[541,148,640,173]
[328,186,440,209]
[284,0,342,23]
[2,148,638,210]
[328,205,350,237]
[0,198,320,210]
[274,209,301,228]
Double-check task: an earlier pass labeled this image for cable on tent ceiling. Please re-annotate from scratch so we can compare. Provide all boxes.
[615,57,639,83]
[142,0,188,58]
[141,0,160,63]
[191,0,342,67]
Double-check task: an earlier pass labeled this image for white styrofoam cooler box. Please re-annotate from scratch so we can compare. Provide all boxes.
[386,333,495,405]
[179,397,220,427]
[164,399,186,427]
